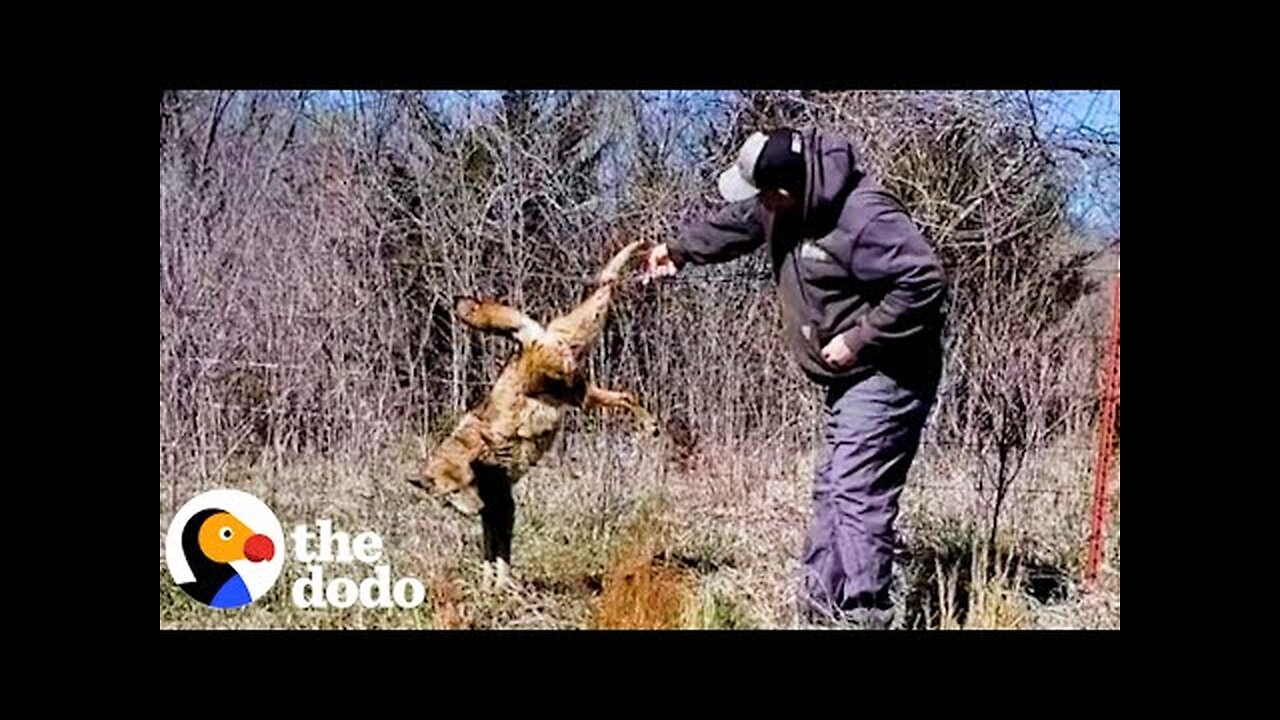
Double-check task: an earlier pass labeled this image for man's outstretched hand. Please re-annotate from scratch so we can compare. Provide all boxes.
[643,243,678,285]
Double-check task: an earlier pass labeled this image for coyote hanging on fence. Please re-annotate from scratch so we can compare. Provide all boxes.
[409,239,658,593]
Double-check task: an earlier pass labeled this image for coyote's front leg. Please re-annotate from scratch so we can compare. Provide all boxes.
[584,385,660,436]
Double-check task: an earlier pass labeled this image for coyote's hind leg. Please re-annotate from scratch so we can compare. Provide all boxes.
[456,296,575,371]
[455,297,547,345]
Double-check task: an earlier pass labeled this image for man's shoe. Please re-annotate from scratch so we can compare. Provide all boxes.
[839,606,895,630]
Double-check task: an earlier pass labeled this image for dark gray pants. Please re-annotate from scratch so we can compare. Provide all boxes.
[801,371,935,614]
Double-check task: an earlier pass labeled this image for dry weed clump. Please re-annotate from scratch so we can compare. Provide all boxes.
[592,512,694,629]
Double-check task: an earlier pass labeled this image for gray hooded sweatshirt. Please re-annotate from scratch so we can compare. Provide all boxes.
[667,129,947,390]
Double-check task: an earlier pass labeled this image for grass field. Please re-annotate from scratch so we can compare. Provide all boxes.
[159,431,1119,630]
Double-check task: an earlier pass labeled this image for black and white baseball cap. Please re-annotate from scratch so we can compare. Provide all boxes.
[717,128,805,202]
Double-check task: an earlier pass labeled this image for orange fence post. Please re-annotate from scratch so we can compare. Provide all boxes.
[1085,268,1120,586]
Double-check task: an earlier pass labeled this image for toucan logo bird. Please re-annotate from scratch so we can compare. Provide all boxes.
[165,489,285,610]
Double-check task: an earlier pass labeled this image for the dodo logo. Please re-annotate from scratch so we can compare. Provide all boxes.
[165,489,285,609]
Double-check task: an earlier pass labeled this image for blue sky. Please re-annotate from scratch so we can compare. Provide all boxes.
[1040,91,1119,235]
[1035,90,1118,133]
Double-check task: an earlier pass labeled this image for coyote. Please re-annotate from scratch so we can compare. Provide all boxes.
[410,239,658,593]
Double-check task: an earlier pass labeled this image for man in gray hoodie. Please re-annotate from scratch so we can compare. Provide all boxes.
[646,127,947,628]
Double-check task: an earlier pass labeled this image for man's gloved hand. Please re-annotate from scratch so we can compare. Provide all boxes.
[643,243,679,285]
[821,334,855,369]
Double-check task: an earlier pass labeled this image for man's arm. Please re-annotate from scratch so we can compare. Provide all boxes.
[665,200,767,268]
[838,206,947,362]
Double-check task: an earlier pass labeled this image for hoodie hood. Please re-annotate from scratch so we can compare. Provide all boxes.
[798,129,864,238]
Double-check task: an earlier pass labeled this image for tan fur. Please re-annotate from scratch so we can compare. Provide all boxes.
[409,240,657,588]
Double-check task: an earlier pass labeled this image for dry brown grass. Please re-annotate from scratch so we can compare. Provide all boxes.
[936,539,1031,630]
[159,432,1118,631]
[593,548,693,630]
[429,569,471,630]
[591,502,695,629]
